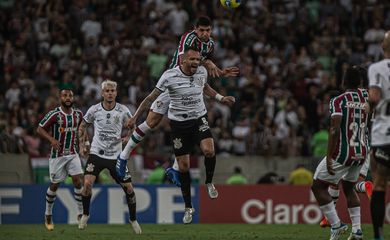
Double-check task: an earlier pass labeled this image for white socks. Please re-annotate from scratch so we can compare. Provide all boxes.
[348,206,361,233]
[120,122,151,159]
[74,188,83,215]
[45,188,57,215]
[319,201,341,228]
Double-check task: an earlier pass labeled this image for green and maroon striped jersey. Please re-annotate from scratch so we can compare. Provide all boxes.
[329,89,370,166]
[169,30,215,69]
[39,107,83,158]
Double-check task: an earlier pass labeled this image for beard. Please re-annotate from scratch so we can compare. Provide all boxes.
[62,101,74,108]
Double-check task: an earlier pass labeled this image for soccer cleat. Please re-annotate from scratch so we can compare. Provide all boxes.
[130,220,142,234]
[320,217,330,228]
[45,215,54,231]
[77,214,82,225]
[78,214,89,230]
[116,155,127,179]
[330,223,348,240]
[347,229,363,240]
[183,208,195,224]
[165,167,181,187]
[206,183,218,199]
[364,181,373,200]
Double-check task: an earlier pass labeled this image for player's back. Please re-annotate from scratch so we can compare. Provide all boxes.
[368,59,390,146]
[330,90,370,165]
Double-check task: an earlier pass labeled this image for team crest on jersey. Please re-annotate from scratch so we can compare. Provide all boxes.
[86,163,95,172]
[173,138,182,149]
[195,76,205,86]
[57,116,64,126]
[156,101,163,109]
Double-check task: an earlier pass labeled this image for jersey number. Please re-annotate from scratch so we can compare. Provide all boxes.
[349,122,366,147]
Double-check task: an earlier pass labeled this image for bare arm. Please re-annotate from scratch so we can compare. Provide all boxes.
[37,126,60,150]
[203,59,239,78]
[126,88,162,128]
[368,86,381,111]
[326,116,341,175]
[78,120,91,157]
[203,83,236,107]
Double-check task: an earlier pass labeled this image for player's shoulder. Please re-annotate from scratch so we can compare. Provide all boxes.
[369,59,390,71]
[47,107,61,115]
[86,102,102,113]
[198,65,207,74]
[115,103,130,112]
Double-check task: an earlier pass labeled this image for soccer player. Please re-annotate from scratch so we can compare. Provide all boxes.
[78,80,141,234]
[368,31,390,240]
[312,66,370,240]
[126,47,234,224]
[116,16,238,187]
[319,66,373,228]
[36,88,84,231]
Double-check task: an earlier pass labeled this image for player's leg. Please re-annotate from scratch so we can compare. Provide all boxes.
[177,154,194,224]
[45,156,69,231]
[342,176,363,240]
[370,147,390,240]
[354,154,373,199]
[198,115,218,199]
[320,184,340,228]
[117,94,168,178]
[312,158,348,239]
[67,154,85,222]
[111,162,141,234]
[79,154,101,229]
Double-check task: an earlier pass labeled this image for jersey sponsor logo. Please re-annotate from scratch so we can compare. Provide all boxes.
[59,127,78,133]
[98,131,118,142]
[346,101,366,109]
[173,138,182,149]
[86,163,95,172]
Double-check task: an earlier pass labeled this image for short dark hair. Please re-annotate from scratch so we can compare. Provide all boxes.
[184,46,200,54]
[342,66,361,89]
[196,16,212,27]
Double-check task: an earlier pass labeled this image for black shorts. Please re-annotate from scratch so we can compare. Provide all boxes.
[372,145,390,168]
[170,115,213,156]
[85,154,132,183]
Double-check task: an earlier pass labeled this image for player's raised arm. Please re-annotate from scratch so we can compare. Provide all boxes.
[127,88,162,128]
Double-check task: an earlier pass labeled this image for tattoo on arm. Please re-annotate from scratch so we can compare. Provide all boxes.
[133,89,161,120]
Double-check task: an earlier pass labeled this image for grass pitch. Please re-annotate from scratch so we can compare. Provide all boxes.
[0,224,387,240]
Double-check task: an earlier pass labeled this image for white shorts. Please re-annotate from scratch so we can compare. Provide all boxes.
[150,91,170,115]
[359,154,370,177]
[313,157,363,185]
[49,154,83,183]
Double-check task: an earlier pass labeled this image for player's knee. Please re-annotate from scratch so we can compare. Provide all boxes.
[179,161,190,171]
[203,148,215,158]
[82,181,93,195]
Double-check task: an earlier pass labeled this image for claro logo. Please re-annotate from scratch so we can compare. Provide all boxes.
[241,193,322,224]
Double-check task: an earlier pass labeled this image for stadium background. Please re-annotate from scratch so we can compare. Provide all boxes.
[0,0,390,227]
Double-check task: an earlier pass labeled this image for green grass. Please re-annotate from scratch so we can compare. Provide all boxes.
[0,224,387,240]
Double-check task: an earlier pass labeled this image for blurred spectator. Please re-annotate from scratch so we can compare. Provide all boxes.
[226,166,248,185]
[257,172,285,184]
[311,124,329,158]
[288,164,313,185]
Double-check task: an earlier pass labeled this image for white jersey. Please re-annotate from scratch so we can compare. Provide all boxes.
[156,66,208,121]
[84,102,132,159]
[368,59,390,146]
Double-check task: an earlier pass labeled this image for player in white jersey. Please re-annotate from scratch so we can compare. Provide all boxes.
[116,16,238,187]
[122,47,235,224]
[77,80,141,234]
[368,31,390,240]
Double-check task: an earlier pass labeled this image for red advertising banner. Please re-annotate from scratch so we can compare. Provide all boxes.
[199,185,390,224]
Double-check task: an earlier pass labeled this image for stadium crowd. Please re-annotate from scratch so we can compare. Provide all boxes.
[0,0,389,159]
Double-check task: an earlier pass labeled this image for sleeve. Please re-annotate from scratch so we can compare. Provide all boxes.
[122,105,132,124]
[155,71,170,92]
[329,96,342,116]
[178,32,196,56]
[38,110,57,129]
[368,64,383,89]
[77,110,84,126]
[83,106,95,124]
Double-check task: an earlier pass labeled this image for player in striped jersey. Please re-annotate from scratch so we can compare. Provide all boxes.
[117,16,238,187]
[368,31,390,240]
[37,88,84,231]
[312,66,370,240]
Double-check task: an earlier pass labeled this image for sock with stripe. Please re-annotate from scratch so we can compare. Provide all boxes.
[120,122,151,159]
[45,188,57,216]
[355,181,366,193]
[74,188,83,216]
